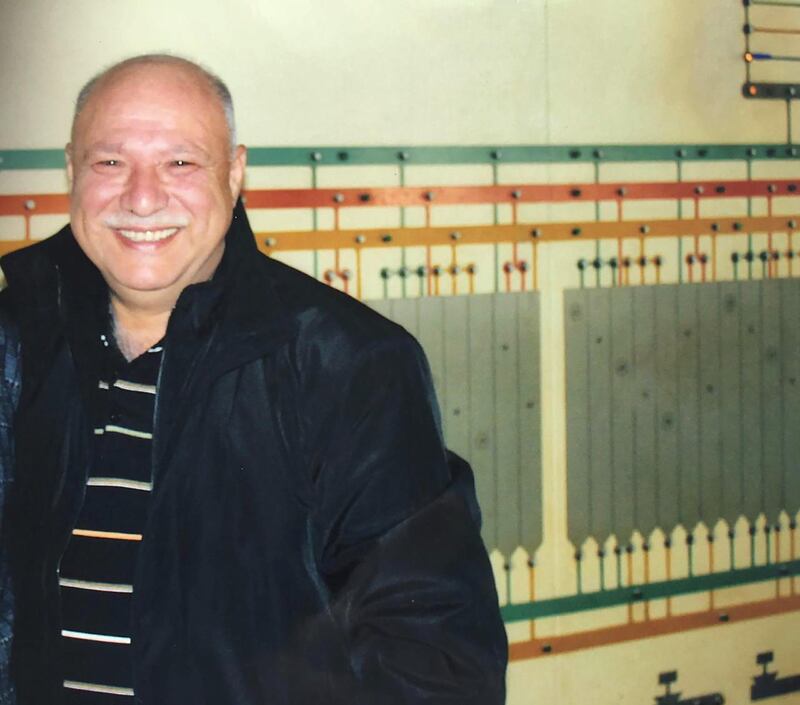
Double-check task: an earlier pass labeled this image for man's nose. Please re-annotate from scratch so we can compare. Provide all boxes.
[119,164,168,215]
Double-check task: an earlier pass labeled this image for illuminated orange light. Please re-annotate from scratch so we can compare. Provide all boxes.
[745,52,754,63]
[749,84,758,95]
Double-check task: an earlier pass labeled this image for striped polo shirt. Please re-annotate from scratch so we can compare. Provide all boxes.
[58,332,162,703]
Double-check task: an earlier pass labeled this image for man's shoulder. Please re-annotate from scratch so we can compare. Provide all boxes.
[0,226,73,292]
[251,253,418,356]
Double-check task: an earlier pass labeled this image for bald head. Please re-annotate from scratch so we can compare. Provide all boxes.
[72,54,237,154]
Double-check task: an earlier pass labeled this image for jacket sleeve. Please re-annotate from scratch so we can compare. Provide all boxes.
[307,333,507,705]
[0,299,19,705]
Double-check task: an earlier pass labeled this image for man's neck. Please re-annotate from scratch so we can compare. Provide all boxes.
[110,296,172,362]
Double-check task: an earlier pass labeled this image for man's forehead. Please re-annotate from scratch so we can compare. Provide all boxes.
[73,69,226,143]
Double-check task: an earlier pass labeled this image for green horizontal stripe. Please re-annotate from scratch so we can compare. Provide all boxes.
[501,559,800,623]
[1,144,798,171]
[0,149,64,170]
[749,0,800,6]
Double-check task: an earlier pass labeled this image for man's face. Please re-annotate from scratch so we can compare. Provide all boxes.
[67,64,246,306]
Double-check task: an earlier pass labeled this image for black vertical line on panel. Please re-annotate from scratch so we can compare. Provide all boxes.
[759,282,766,515]
[695,286,703,524]
[738,283,745,519]
[515,295,523,549]
[676,288,684,521]
[716,285,724,527]
[585,290,594,539]
[631,288,639,533]
[443,298,449,422]
[609,291,616,543]
[491,297,499,551]
[778,283,786,513]
[653,288,661,529]
[466,296,474,508]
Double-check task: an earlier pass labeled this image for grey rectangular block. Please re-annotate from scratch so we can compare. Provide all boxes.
[587,289,614,541]
[565,289,593,547]
[760,281,783,523]
[442,296,470,457]
[740,282,763,521]
[609,287,636,544]
[780,279,800,516]
[697,284,723,526]
[466,295,498,550]
[632,286,658,536]
[718,282,744,525]
[518,293,543,553]
[495,294,522,556]
[676,284,701,529]
[654,285,680,532]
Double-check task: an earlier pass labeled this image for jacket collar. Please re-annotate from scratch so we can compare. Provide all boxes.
[1,200,295,419]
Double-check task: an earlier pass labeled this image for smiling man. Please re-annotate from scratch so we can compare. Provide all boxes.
[0,55,506,704]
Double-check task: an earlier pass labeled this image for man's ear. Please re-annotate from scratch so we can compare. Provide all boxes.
[65,144,74,190]
[229,145,247,206]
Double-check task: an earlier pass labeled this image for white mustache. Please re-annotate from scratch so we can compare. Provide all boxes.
[105,214,189,230]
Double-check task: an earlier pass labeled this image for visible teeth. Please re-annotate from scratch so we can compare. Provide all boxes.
[118,228,178,242]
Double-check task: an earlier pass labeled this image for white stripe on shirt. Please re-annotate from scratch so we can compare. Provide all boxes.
[87,477,152,492]
[64,680,134,696]
[103,425,153,440]
[59,578,133,594]
[113,379,157,395]
[61,630,131,645]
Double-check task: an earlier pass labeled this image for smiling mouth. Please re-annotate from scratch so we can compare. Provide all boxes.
[116,227,180,243]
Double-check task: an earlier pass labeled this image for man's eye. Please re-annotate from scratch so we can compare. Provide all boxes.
[172,160,194,167]
[100,160,119,166]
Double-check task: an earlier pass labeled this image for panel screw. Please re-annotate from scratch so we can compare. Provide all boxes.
[264,237,277,247]
[398,151,409,161]
[24,199,36,211]
[333,193,344,204]
[450,231,462,241]
[355,234,366,244]
[310,151,322,162]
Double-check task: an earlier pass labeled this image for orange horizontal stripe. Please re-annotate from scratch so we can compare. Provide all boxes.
[72,528,142,541]
[253,215,798,253]
[509,593,800,661]
[1,178,798,217]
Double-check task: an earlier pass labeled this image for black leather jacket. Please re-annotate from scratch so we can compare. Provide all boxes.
[0,203,507,705]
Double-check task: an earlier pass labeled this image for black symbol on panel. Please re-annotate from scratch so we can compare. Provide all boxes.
[654,671,724,705]
[751,651,800,701]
